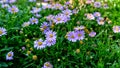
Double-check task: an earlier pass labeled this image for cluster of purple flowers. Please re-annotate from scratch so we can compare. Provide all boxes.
[42,2,79,25]
[42,3,64,10]
[22,17,39,27]
[30,7,42,18]
[66,25,97,42]
[45,8,74,24]
[85,0,109,9]
[1,3,10,8]
[0,0,17,9]
[93,12,106,25]
[66,30,85,42]
[94,1,109,9]
[34,30,57,50]
[0,0,16,4]
[66,27,85,42]
[85,12,106,25]
[53,13,70,24]
[31,7,41,13]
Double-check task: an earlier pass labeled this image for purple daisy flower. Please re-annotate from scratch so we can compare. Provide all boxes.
[93,12,101,18]
[45,30,57,40]
[44,0,49,2]
[8,0,16,3]
[1,4,10,8]
[29,17,38,24]
[53,3,64,10]
[45,39,56,46]
[103,4,109,9]
[29,0,36,2]
[6,51,14,60]
[97,17,105,25]
[66,31,77,42]
[8,5,19,13]
[40,22,49,30]
[72,9,79,14]
[75,30,85,40]
[113,26,120,33]
[42,62,53,68]
[46,15,54,21]
[53,13,69,24]
[34,13,41,18]
[34,38,46,49]
[31,7,41,14]
[65,1,70,5]
[42,4,52,9]
[40,22,50,33]
[94,2,101,8]
[22,47,26,51]
[0,0,8,3]
[62,9,72,17]
[43,28,50,34]
[0,27,7,37]
[89,31,96,37]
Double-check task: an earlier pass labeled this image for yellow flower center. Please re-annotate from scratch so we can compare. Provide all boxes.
[99,20,104,24]
[32,20,36,23]
[71,35,74,38]
[56,6,60,9]
[66,12,69,15]
[78,34,82,37]
[33,55,37,60]
[43,26,47,29]
[11,8,15,12]
[57,18,61,21]
[45,63,50,67]
[0,30,3,35]
[49,34,53,38]
[8,53,12,57]
[115,27,119,31]
[38,42,42,46]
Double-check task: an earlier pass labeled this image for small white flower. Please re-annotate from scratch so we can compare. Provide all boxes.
[22,22,30,27]
[86,13,95,20]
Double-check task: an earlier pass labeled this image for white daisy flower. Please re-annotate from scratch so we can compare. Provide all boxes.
[22,21,30,27]
[86,13,95,20]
